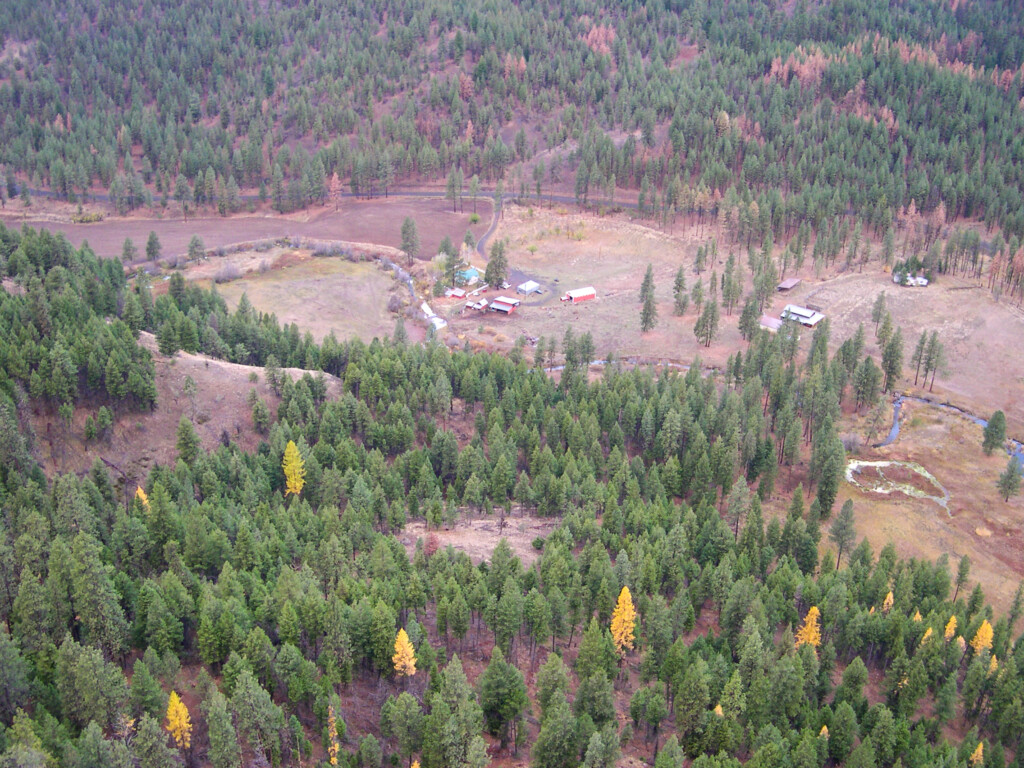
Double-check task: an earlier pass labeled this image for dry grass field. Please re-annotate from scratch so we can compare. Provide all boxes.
[830,403,1022,612]
[210,252,406,343]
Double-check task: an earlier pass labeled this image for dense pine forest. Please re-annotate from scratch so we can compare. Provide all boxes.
[4,0,1024,766]
[1,220,1023,767]
[2,0,1024,239]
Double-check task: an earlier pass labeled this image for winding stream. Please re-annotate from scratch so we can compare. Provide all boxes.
[845,459,951,515]
[873,395,1024,469]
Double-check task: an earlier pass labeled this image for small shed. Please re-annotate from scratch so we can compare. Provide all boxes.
[468,299,489,311]
[517,280,541,295]
[490,296,521,314]
[759,315,783,333]
[561,286,597,303]
[777,277,802,291]
[781,304,825,327]
[445,287,467,299]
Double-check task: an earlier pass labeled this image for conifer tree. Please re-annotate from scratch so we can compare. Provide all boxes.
[610,586,636,657]
[673,267,688,315]
[204,689,241,768]
[795,606,821,649]
[640,288,658,333]
[983,411,1007,455]
[165,691,192,750]
[970,620,994,655]
[393,628,417,677]
[479,646,528,751]
[283,440,306,496]
[997,458,1021,501]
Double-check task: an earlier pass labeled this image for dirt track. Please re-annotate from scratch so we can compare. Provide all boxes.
[5,196,491,263]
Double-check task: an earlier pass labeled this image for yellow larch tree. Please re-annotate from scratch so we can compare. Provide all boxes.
[610,586,637,657]
[882,591,894,613]
[165,691,192,750]
[135,486,149,510]
[971,620,994,655]
[327,704,340,765]
[969,742,984,766]
[282,440,306,496]
[989,655,999,674]
[912,609,922,622]
[819,725,829,739]
[944,615,957,640]
[795,606,822,649]
[392,628,417,677]
[919,627,933,646]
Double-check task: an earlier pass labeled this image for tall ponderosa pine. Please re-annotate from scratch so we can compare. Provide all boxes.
[983,411,1007,455]
[997,458,1021,501]
[400,217,420,267]
[829,500,857,568]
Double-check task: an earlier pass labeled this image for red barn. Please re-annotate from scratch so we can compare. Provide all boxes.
[561,286,596,303]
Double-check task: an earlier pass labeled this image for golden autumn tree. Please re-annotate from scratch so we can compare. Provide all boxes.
[135,486,149,510]
[795,606,822,649]
[166,691,192,750]
[944,615,958,640]
[392,628,417,677]
[989,655,999,674]
[282,440,305,496]
[971,620,994,655]
[919,627,933,646]
[969,742,984,766]
[610,586,637,657]
[327,704,340,765]
[882,591,894,613]
[912,609,922,622]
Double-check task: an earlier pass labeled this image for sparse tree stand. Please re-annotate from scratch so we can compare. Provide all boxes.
[997,458,1021,501]
[400,217,419,268]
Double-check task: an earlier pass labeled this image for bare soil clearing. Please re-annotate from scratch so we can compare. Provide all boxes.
[32,332,342,484]
[6,195,491,263]
[401,512,559,566]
